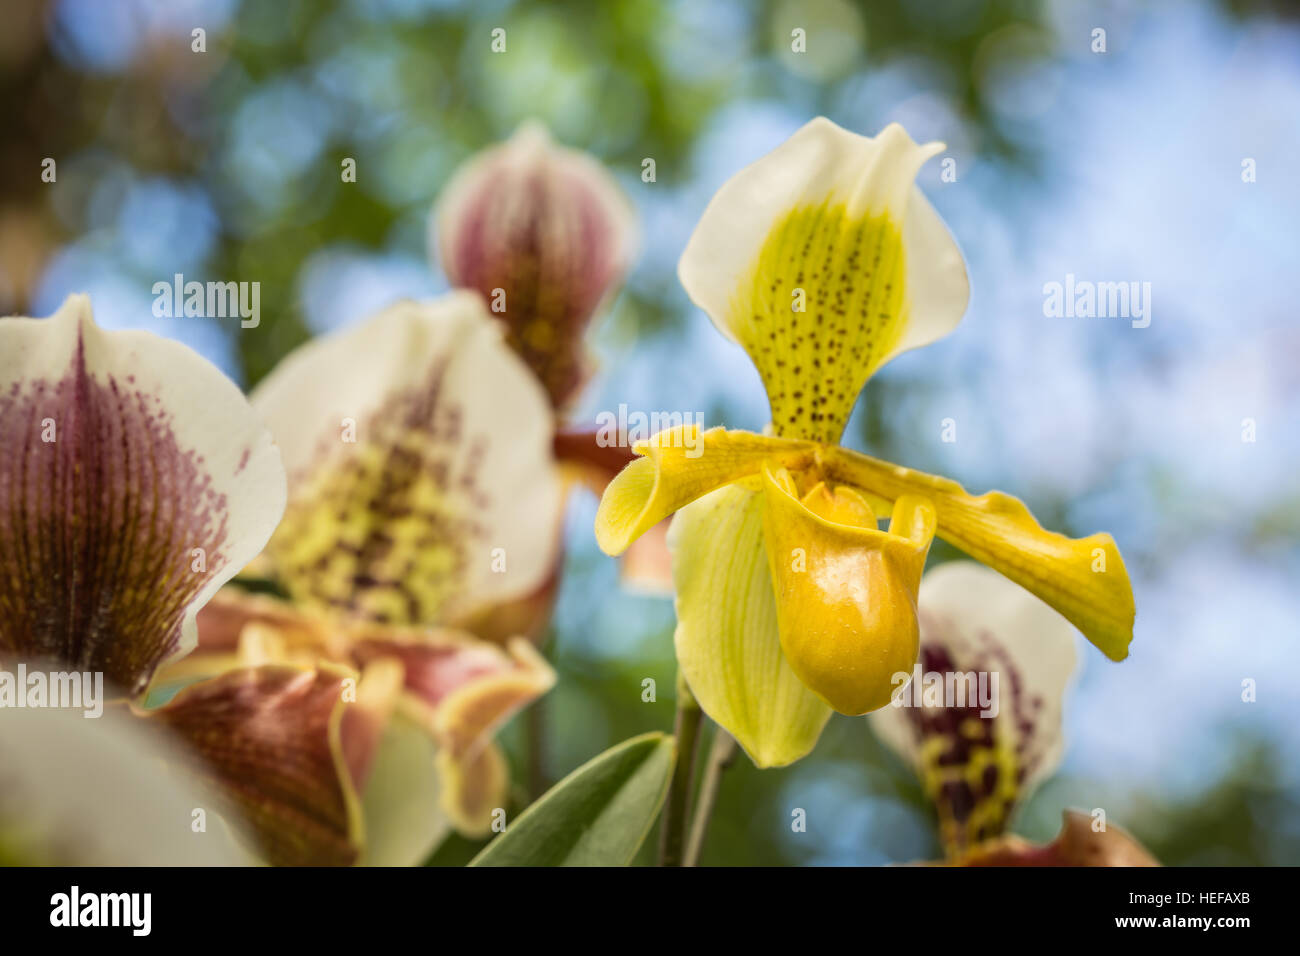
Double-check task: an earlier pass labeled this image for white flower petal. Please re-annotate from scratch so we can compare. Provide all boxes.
[0,704,253,864]
[251,292,563,627]
[0,294,286,695]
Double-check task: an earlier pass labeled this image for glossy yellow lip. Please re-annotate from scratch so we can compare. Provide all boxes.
[761,461,936,715]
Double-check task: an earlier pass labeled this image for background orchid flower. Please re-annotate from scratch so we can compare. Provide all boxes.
[5,647,514,866]
[433,123,668,596]
[0,294,544,866]
[0,296,347,865]
[185,292,564,853]
[957,810,1158,867]
[595,119,1136,767]
[433,121,637,413]
[0,297,428,866]
[0,294,286,696]
[250,292,563,633]
[870,561,1078,857]
[158,590,556,850]
[139,657,416,866]
[872,562,1158,866]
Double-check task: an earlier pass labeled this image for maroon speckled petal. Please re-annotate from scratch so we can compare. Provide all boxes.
[0,296,286,695]
[142,663,397,867]
[435,123,635,410]
[869,561,1077,857]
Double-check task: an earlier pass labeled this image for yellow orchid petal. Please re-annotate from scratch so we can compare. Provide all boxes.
[251,292,562,629]
[822,445,1135,660]
[594,424,815,556]
[762,462,937,715]
[668,482,832,768]
[678,119,968,443]
[557,427,675,593]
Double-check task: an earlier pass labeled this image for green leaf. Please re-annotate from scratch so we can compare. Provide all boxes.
[469,732,676,867]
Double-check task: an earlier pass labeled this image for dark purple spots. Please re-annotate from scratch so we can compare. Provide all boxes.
[903,614,1040,852]
[0,337,228,695]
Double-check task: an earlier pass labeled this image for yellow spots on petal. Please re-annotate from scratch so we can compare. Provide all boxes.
[522,317,558,354]
[732,202,908,443]
[266,383,490,627]
[916,722,1021,859]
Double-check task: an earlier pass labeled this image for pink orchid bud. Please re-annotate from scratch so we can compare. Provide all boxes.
[433,121,637,411]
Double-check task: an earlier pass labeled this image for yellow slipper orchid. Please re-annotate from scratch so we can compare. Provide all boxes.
[595,118,1135,768]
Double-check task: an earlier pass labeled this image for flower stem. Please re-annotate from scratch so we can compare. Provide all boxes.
[684,728,737,867]
[658,673,703,867]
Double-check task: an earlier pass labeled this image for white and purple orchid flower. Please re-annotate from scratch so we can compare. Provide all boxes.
[1,292,563,865]
[871,561,1156,865]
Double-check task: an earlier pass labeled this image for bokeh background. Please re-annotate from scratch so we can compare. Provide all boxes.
[2,0,1298,865]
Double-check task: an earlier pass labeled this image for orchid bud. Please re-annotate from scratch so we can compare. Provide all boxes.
[433,121,637,411]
